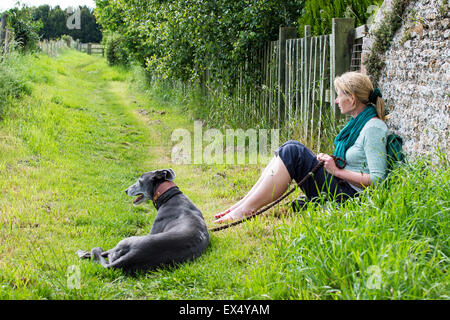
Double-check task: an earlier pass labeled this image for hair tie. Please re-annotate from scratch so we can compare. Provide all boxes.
[369,88,382,104]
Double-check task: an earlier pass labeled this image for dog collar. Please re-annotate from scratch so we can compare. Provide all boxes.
[153,184,182,210]
[153,181,177,203]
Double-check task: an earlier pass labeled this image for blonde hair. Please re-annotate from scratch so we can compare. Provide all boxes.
[334,72,386,120]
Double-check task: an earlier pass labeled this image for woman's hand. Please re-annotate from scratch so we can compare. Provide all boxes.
[316,153,340,176]
[317,153,372,187]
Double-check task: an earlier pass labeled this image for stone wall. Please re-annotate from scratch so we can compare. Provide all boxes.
[362,0,449,163]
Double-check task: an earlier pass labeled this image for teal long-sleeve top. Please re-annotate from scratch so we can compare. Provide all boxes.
[344,118,388,191]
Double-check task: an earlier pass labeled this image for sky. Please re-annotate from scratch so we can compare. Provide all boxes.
[0,0,96,12]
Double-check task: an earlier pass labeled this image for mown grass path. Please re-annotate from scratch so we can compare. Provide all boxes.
[0,50,270,299]
[0,50,448,300]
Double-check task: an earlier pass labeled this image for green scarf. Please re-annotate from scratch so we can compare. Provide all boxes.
[333,105,377,166]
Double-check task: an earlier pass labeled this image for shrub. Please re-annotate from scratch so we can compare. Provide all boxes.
[94,0,304,82]
[6,6,42,52]
[61,35,73,48]
[102,32,128,66]
[0,53,31,119]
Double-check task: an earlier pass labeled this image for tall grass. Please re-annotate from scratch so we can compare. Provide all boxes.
[0,52,32,118]
[137,67,449,300]
[243,157,449,299]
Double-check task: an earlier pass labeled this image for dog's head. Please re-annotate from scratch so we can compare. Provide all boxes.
[125,168,176,205]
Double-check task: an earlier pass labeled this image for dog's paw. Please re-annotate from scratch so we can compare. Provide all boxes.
[90,247,104,258]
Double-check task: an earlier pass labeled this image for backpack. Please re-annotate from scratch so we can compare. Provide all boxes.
[386,133,405,173]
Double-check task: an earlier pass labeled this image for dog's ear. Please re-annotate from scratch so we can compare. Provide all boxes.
[154,168,176,181]
[165,168,176,181]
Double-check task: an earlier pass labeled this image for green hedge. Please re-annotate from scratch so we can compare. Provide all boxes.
[102,32,128,66]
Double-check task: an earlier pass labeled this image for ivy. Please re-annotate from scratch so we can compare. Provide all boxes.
[298,0,384,36]
[364,0,412,86]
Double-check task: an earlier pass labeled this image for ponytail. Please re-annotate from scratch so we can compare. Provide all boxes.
[369,88,386,120]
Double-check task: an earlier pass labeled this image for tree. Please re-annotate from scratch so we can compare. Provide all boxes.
[32,4,51,39]
[31,5,102,43]
[47,6,66,39]
[94,0,305,83]
[68,6,102,43]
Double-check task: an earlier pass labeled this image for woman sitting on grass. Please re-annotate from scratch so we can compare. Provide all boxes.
[214,71,388,223]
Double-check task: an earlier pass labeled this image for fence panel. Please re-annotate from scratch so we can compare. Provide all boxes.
[38,39,68,57]
[280,33,332,148]
[74,42,104,56]
[196,19,358,151]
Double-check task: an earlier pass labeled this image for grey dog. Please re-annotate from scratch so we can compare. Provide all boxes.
[77,168,210,274]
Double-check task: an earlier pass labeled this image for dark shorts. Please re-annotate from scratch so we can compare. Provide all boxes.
[275,140,359,202]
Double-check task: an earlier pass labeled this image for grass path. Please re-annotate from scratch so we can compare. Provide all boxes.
[0,50,448,300]
[0,50,273,299]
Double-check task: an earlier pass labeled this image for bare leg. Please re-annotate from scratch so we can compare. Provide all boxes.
[214,156,291,223]
[214,156,279,218]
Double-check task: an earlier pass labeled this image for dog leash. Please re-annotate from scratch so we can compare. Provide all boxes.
[209,156,346,232]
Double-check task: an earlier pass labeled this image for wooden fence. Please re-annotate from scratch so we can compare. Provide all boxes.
[3,13,71,57]
[0,14,15,55]
[38,37,104,57]
[200,18,366,151]
[75,41,104,56]
[38,39,68,56]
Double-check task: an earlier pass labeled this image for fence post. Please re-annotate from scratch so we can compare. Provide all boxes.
[87,42,92,55]
[0,13,8,52]
[4,28,9,54]
[330,18,354,119]
[277,26,297,129]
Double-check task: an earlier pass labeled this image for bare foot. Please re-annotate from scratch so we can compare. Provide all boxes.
[213,206,255,224]
[214,208,231,219]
